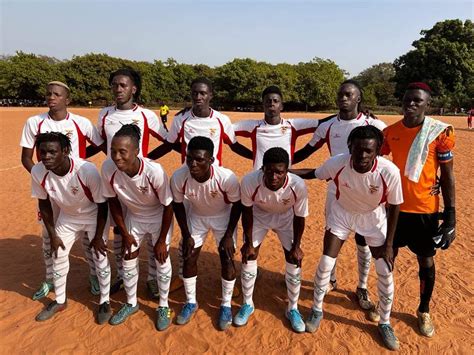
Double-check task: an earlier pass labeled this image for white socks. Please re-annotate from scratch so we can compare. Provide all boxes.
[241,260,258,307]
[122,257,139,307]
[285,262,301,311]
[113,232,124,279]
[221,278,236,307]
[313,255,337,311]
[374,258,394,325]
[93,251,111,304]
[146,235,157,282]
[183,276,197,304]
[156,257,172,307]
[357,244,372,289]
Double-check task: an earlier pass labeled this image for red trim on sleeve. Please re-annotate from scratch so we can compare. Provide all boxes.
[138,158,144,175]
[35,119,46,161]
[326,123,334,155]
[69,158,74,173]
[215,179,231,204]
[216,118,225,166]
[182,178,188,195]
[290,186,297,201]
[250,126,258,165]
[146,175,160,201]
[77,174,94,202]
[179,118,189,163]
[251,185,260,202]
[40,171,50,188]
[379,173,388,205]
[282,175,289,189]
[141,112,150,157]
[290,124,297,161]
[72,120,87,158]
[371,157,378,172]
[100,111,109,140]
[109,171,117,193]
[333,166,345,200]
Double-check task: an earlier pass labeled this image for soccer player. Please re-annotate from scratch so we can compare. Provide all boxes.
[170,136,241,330]
[382,82,456,338]
[467,108,473,129]
[159,101,170,131]
[32,132,111,324]
[234,147,308,333]
[20,81,104,301]
[97,68,168,299]
[293,80,387,314]
[233,85,320,170]
[293,125,403,350]
[101,124,174,329]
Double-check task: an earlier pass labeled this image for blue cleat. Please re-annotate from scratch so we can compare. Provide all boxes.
[378,324,400,350]
[32,281,54,301]
[286,309,305,333]
[233,303,254,327]
[218,306,233,330]
[109,303,139,325]
[156,306,174,331]
[176,303,198,325]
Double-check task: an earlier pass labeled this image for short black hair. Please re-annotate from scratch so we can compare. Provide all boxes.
[109,68,142,101]
[35,132,72,154]
[113,124,141,148]
[187,136,214,157]
[340,79,363,112]
[262,147,289,168]
[347,125,384,154]
[262,85,283,100]
[191,77,213,93]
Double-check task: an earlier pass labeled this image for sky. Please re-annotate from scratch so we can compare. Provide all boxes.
[1,0,472,76]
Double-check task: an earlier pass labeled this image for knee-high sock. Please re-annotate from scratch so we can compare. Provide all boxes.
[178,237,183,279]
[221,278,236,307]
[146,235,157,281]
[357,244,372,289]
[122,258,139,307]
[374,258,394,325]
[81,233,96,276]
[313,255,337,312]
[156,257,172,307]
[329,260,337,283]
[183,276,197,304]
[52,238,74,304]
[418,265,435,313]
[285,262,301,311]
[241,260,258,307]
[93,252,111,304]
[113,233,124,279]
[41,226,54,282]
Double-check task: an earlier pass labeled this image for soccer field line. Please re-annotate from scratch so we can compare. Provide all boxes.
[0,165,22,172]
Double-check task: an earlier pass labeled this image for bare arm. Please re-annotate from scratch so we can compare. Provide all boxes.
[86,143,106,158]
[21,147,35,173]
[439,160,455,209]
[292,144,318,165]
[288,168,317,180]
[229,142,253,160]
[147,141,175,160]
[154,203,174,264]
[39,198,65,257]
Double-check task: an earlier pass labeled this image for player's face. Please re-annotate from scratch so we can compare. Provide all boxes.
[337,84,361,113]
[191,83,212,110]
[263,162,288,191]
[350,138,378,173]
[45,85,70,111]
[38,141,68,171]
[263,93,283,117]
[111,75,136,105]
[402,89,430,121]
[186,149,213,180]
[110,136,139,171]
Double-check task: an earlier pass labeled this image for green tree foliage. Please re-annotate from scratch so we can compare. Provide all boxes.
[353,63,398,106]
[393,19,474,108]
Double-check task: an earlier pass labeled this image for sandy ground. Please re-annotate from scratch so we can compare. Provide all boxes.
[0,107,472,354]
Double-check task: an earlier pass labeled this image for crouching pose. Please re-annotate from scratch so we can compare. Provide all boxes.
[171,136,241,330]
[292,125,402,350]
[32,132,111,324]
[101,124,174,330]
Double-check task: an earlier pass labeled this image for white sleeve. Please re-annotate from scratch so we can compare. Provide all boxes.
[146,110,168,141]
[31,166,48,200]
[101,161,117,198]
[308,123,328,147]
[292,179,309,218]
[314,155,344,181]
[84,163,106,203]
[20,117,38,149]
[166,114,182,143]
[221,115,237,144]
[233,119,257,137]
[223,172,241,203]
[384,166,404,205]
[369,117,388,131]
[240,174,255,207]
[152,165,173,206]
[97,108,108,139]
[81,118,104,146]
[289,118,319,137]
[170,170,185,203]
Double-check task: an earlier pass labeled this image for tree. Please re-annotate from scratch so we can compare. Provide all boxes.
[393,19,474,108]
[353,63,398,106]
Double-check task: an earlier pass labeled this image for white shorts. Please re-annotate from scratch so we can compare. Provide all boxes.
[188,213,236,248]
[324,187,336,221]
[55,221,105,258]
[326,201,386,247]
[251,211,294,251]
[125,215,173,254]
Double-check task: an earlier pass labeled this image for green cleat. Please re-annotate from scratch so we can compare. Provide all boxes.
[156,306,174,331]
[146,279,160,300]
[305,309,323,333]
[378,324,400,350]
[35,301,67,321]
[32,281,54,301]
[109,303,139,325]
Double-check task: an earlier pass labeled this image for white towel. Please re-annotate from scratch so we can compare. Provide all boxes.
[405,116,450,183]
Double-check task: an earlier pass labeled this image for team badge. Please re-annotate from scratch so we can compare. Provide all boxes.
[209,128,217,137]
[282,198,291,205]
[280,126,288,134]
[210,190,218,198]
[71,186,79,195]
[64,129,74,138]
[132,119,140,125]
[138,186,148,193]
[333,133,341,138]
[369,184,379,194]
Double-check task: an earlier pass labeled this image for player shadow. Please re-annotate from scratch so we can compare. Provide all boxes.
[456,127,473,132]
[390,310,421,335]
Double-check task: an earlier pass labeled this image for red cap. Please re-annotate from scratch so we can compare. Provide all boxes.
[407,82,432,93]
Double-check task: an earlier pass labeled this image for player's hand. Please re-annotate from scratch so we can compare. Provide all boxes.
[241,242,256,264]
[430,176,441,196]
[183,237,195,260]
[154,240,168,264]
[219,234,235,259]
[121,233,138,257]
[289,246,304,268]
[50,236,66,258]
[90,237,108,258]
[434,208,456,250]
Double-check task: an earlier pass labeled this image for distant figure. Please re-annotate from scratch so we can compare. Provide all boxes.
[468,108,473,129]
[159,101,170,131]
[88,101,92,108]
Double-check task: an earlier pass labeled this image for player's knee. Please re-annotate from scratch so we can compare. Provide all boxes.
[124,250,139,260]
[355,233,367,246]
[417,255,434,268]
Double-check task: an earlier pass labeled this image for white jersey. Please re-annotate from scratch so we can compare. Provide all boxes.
[314,154,403,214]
[31,158,105,224]
[101,158,173,223]
[166,108,237,166]
[308,113,387,156]
[97,104,167,157]
[20,112,104,159]
[170,164,240,217]
[241,170,309,219]
[234,118,319,170]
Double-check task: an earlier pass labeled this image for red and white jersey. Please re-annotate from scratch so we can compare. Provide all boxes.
[308,113,387,156]
[170,164,240,217]
[20,112,104,159]
[101,158,173,223]
[166,108,237,166]
[241,170,309,219]
[31,158,105,224]
[314,153,403,214]
[234,118,318,170]
[97,104,167,157]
